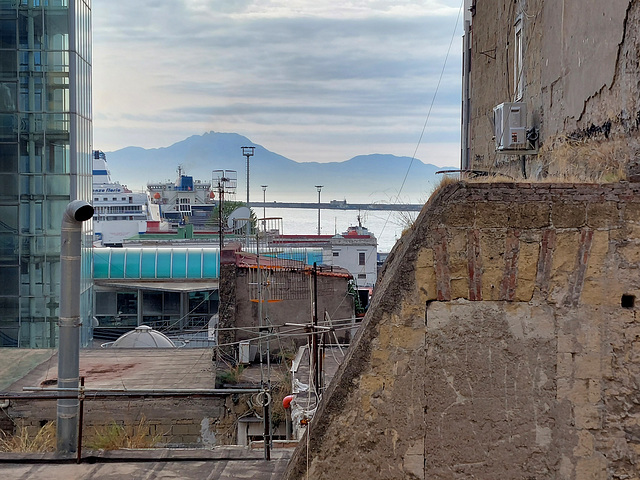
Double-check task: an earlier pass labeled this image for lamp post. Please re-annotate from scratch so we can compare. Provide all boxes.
[242,146,255,204]
[315,185,323,235]
[261,185,268,231]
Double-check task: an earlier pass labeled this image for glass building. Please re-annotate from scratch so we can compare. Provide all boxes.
[0,0,93,347]
[93,248,220,335]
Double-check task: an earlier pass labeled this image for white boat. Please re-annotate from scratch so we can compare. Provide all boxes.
[92,150,150,246]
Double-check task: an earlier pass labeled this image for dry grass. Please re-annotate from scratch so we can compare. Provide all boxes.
[268,379,291,427]
[430,172,461,194]
[536,137,627,183]
[0,422,56,453]
[86,417,161,450]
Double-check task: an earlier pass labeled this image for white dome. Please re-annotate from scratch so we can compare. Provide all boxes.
[111,325,176,348]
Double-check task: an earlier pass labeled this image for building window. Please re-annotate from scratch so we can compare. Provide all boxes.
[358,274,366,279]
[358,252,365,265]
[333,251,339,257]
[514,16,523,100]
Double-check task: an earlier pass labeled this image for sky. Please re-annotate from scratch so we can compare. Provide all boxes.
[92,0,464,167]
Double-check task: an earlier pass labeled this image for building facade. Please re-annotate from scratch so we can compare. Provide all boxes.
[0,0,93,347]
[463,0,640,181]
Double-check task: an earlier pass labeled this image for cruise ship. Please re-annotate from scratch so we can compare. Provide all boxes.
[92,150,150,246]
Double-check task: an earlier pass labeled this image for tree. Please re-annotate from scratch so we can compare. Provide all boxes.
[206,201,257,232]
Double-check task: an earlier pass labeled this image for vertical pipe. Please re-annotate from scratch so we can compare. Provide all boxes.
[461,19,471,171]
[312,263,319,393]
[57,200,93,454]
[263,392,271,460]
[76,377,85,464]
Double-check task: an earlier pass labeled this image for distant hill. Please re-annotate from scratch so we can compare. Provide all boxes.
[104,132,451,203]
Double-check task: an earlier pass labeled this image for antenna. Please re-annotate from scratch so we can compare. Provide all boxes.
[212,170,237,250]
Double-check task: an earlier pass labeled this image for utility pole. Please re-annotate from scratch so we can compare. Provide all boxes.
[315,185,323,235]
[213,170,237,253]
[242,146,255,204]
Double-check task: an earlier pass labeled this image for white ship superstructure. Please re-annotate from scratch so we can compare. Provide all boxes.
[92,150,149,245]
[147,166,217,226]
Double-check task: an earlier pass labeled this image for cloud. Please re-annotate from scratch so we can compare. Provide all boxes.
[92,0,464,165]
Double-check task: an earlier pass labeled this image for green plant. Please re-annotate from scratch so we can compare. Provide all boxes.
[207,200,258,231]
[0,421,56,453]
[268,380,291,427]
[86,417,160,450]
[216,364,245,386]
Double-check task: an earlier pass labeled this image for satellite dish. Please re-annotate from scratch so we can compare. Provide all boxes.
[227,206,252,230]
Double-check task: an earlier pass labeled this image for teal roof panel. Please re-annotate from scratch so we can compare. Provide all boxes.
[93,248,220,280]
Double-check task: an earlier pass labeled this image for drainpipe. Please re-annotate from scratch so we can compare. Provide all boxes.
[461,19,471,171]
[57,200,93,453]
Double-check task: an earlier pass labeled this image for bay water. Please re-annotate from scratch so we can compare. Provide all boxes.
[260,207,419,253]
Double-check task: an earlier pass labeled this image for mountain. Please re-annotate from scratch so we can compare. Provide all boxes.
[104,132,451,203]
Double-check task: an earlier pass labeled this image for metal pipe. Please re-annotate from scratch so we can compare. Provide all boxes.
[24,387,263,395]
[77,377,85,464]
[57,200,93,454]
[461,19,471,170]
[312,263,319,392]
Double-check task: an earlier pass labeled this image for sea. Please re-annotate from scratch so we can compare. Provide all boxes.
[260,207,418,253]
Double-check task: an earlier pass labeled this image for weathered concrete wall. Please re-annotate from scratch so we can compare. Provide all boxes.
[6,395,252,447]
[469,0,640,180]
[284,181,640,479]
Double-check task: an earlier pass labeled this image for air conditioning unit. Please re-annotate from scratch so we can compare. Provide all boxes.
[494,102,527,151]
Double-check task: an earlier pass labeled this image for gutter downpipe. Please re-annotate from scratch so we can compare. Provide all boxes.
[57,200,93,453]
[461,18,471,171]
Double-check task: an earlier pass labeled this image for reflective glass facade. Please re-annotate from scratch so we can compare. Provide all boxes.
[0,0,92,347]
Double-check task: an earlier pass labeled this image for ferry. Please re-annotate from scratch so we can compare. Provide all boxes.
[147,165,217,227]
[92,150,150,246]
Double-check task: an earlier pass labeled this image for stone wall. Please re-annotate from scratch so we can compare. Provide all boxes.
[6,394,254,448]
[284,181,640,479]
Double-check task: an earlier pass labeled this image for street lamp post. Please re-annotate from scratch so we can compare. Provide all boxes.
[315,185,323,235]
[242,146,255,204]
[261,185,268,231]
